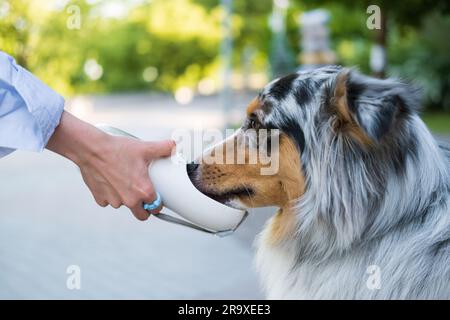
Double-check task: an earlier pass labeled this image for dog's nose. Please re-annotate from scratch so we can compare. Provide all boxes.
[187,162,199,176]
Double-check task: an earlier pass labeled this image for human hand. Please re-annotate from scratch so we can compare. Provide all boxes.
[47,112,175,220]
[78,135,174,220]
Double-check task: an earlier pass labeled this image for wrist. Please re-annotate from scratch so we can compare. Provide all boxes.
[46,111,112,167]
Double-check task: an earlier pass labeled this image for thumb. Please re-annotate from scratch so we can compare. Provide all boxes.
[144,140,176,159]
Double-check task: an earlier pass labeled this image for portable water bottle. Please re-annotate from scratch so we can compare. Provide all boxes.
[96,124,248,237]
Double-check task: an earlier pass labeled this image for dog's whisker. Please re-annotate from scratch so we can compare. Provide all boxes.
[240,182,255,208]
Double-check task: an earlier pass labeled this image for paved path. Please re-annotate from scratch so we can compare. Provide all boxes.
[0,94,275,299]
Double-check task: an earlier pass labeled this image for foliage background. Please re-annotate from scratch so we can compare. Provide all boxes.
[1,0,449,111]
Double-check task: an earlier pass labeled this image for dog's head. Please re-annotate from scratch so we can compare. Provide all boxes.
[188,66,420,215]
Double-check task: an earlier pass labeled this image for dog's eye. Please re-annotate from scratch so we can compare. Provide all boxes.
[246,114,260,129]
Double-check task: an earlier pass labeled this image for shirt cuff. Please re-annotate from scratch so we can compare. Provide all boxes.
[13,66,65,151]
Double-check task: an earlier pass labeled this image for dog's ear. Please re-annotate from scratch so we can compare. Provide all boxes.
[325,68,421,143]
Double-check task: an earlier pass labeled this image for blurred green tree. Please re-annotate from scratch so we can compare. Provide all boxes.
[303,0,450,77]
[0,0,33,67]
[389,12,450,110]
[0,0,223,95]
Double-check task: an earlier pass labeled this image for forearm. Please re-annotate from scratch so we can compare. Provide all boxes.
[46,111,110,166]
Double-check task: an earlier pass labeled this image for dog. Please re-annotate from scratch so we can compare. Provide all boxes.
[187,66,450,299]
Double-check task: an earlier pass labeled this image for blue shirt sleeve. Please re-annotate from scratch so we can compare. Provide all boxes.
[0,51,65,158]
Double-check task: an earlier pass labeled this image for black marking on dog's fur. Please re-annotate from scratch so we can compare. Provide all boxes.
[263,75,323,154]
[280,119,306,154]
[431,238,450,257]
[269,73,298,100]
[261,100,274,114]
[292,79,315,108]
[264,115,305,154]
[270,75,321,109]
[392,129,418,176]
[345,79,367,114]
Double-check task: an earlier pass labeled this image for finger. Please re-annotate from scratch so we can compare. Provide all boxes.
[147,202,163,215]
[142,188,157,204]
[94,197,108,207]
[103,188,123,209]
[131,205,150,221]
[85,182,108,207]
[144,140,176,159]
[92,192,108,207]
[142,189,163,215]
[82,174,118,209]
[109,197,122,209]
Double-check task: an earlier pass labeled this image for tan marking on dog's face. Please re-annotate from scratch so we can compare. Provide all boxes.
[246,97,261,116]
[193,133,303,208]
[265,138,304,246]
[190,127,304,245]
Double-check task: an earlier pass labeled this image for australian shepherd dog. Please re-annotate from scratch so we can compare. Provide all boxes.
[188,66,449,299]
